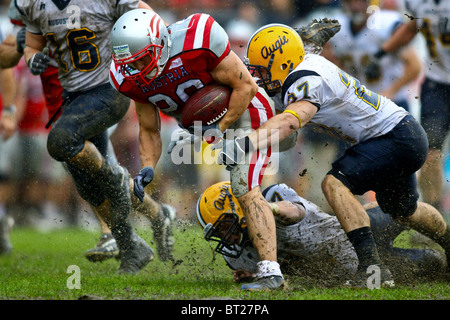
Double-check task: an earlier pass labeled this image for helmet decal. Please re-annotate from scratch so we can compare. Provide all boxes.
[245,24,305,96]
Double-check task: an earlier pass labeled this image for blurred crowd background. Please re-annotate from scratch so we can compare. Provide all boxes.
[0,0,449,232]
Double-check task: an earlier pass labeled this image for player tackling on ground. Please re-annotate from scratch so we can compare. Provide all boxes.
[219,23,450,287]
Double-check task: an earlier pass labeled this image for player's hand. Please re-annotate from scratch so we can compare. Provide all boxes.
[16,27,26,54]
[188,122,222,144]
[217,137,248,171]
[27,48,51,75]
[0,112,17,141]
[167,127,202,154]
[364,56,382,81]
[133,166,155,202]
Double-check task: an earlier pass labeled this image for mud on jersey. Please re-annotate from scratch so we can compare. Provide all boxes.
[223,183,358,277]
[109,13,231,121]
[16,0,140,92]
[281,54,409,144]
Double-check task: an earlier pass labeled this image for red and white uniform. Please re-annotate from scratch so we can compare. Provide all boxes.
[110,13,276,196]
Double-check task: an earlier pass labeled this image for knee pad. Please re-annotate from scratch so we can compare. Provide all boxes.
[47,126,84,162]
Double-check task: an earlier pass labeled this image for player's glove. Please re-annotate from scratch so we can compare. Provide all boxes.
[217,136,253,171]
[16,27,26,54]
[167,127,202,154]
[364,49,386,82]
[364,56,382,81]
[188,122,222,144]
[133,166,155,202]
[27,48,51,75]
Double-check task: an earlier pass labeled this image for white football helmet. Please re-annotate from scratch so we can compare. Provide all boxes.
[111,9,170,84]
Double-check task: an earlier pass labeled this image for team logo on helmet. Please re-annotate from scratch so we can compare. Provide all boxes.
[245,24,304,96]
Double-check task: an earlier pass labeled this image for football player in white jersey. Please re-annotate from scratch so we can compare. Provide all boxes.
[372,0,450,218]
[16,0,157,274]
[328,0,422,111]
[1,1,177,264]
[218,24,450,287]
[196,182,446,286]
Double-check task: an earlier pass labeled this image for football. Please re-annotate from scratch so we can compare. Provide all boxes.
[181,84,231,128]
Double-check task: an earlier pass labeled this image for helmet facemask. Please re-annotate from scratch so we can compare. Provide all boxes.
[110,9,170,86]
[203,210,249,259]
[245,24,304,96]
[113,42,164,85]
[196,181,249,258]
[245,55,283,97]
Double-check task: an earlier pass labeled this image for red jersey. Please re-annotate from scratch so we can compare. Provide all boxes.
[15,59,47,133]
[110,13,230,120]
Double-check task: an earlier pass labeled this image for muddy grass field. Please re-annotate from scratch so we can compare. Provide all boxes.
[0,224,448,311]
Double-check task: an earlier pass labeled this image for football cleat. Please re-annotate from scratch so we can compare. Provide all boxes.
[345,264,395,289]
[0,216,13,255]
[85,233,120,262]
[118,231,154,274]
[240,276,285,291]
[295,18,341,47]
[152,204,176,262]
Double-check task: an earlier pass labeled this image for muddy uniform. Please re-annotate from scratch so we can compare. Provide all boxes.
[223,183,443,279]
[16,0,139,206]
[284,53,426,218]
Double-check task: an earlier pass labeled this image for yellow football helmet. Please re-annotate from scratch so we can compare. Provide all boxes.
[245,24,305,96]
[196,181,249,258]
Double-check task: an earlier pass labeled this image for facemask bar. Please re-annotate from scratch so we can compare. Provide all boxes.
[245,55,282,97]
[113,43,163,85]
[203,193,248,258]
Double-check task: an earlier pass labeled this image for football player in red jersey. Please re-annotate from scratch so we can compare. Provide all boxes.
[109,9,284,290]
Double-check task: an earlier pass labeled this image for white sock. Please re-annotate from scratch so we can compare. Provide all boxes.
[255,260,283,279]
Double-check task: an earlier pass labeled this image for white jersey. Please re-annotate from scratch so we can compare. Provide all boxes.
[404,0,450,84]
[223,183,358,277]
[15,0,140,92]
[282,54,409,144]
[330,11,411,103]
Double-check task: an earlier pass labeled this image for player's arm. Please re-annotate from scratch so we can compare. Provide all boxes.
[270,201,305,225]
[0,34,22,69]
[380,46,422,99]
[132,101,162,201]
[23,31,46,63]
[246,100,318,150]
[135,101,162,169]
[210,50,258,132]
[0,67,17,140]
[379,20,418,55]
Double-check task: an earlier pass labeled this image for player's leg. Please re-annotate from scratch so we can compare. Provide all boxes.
[320,115,429,287]
[393,201,450,272]
[47,83,152,273]
[228,91,284,291]
[418,78,450,214]
[321,174,392,288]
